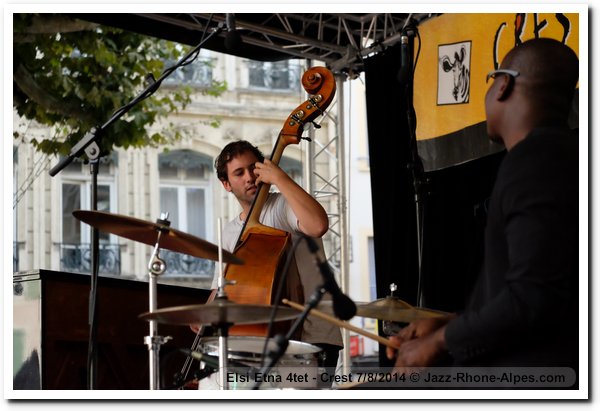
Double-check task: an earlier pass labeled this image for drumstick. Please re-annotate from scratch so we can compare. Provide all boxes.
[282,298,400,349]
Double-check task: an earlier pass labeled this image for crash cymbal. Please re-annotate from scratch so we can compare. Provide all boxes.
[73,210,243,264]
[139,299,299,326]
[356,297,448,323]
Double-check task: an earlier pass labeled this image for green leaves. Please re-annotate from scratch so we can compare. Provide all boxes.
[13,14,225,156]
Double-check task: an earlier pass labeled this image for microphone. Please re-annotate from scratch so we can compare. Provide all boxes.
[304,237,357,320]
[224,13,242,51]
[398,34,410,85]
[226,13,236,31]
[180,348,220,369]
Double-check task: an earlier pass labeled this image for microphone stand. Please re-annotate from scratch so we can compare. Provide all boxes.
[47,23,224,390]
[87,156,100,389]
[251,284,327,390]
[215,217,231,391]
[401,26,428,307]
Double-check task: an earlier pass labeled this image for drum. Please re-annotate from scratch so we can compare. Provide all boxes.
[196,336,322,390]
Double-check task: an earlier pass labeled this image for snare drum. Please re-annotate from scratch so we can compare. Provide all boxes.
[196,336,322,390]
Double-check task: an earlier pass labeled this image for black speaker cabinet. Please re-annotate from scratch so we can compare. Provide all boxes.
[13,269,211,390]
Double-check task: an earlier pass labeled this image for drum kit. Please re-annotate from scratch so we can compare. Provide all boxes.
[74,210,447,390]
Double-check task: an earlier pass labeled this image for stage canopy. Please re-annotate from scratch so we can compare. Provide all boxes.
[72,13,436,74]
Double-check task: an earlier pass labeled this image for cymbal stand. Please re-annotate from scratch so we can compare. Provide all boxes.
[382,283,402,336]
[212,319,230,390]
[214,217,231,390]
[144,212,172,390]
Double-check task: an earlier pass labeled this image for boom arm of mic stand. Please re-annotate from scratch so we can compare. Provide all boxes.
[251,285,327,390]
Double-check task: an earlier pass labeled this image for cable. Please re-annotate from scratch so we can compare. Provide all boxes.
[13,131,66,208]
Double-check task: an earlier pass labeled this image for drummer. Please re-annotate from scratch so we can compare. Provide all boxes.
[194,140,343,374]
[385,38,579,376]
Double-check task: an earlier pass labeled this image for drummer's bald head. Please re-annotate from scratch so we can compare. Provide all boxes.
[501,38,578,118]
[215,140,265,182]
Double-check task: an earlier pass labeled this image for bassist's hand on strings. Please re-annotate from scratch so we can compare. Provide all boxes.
[255,158,328,238]
[253,159,287,186]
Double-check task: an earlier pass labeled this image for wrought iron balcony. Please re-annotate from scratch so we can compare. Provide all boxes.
[13,241,21,272]
[59,243,122,275]
[161,250,215,278]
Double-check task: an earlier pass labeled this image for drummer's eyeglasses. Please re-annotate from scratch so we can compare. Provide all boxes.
[486,69,520,83]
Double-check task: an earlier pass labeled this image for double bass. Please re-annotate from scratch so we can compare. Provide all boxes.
[223,66,337,337]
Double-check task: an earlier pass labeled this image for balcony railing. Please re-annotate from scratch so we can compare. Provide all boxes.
[13,241,21,272]
[59,243,122,275]
[161,250,215,278]
[57,243,214,278]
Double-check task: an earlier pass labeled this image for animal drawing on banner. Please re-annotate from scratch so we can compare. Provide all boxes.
[438,41,471,105]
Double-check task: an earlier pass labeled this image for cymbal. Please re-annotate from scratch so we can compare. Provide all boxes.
[139,299,299,326]
[355,297,448,323]
[315,299,368,316]
[73,210,243,264]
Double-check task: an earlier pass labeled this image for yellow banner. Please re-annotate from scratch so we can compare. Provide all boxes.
[414,13,579,141]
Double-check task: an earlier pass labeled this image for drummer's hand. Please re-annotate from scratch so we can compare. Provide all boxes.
[386,316,454,361]
[386,335,405,360]
[392,324,448,371]
[401,316,453,340]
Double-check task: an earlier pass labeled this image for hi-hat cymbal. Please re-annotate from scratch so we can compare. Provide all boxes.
[139,299,299,326]
[73,210,243,264]
[356,297,448,323]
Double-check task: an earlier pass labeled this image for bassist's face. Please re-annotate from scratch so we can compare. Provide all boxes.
[221,151,260,208]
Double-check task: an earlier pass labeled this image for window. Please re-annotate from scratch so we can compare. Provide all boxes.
[368,236,376,301]
[248,60,301,91]
[13,148,19,272]
[158,150,214,277]
[59,156,120,275]
[163,55,215,87]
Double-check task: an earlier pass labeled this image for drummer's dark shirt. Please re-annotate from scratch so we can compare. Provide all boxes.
[445,127,579,370]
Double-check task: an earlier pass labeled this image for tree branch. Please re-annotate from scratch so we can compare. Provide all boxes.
[22,15,99,34]
[14,16,100,43]
[14,63,94,124]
